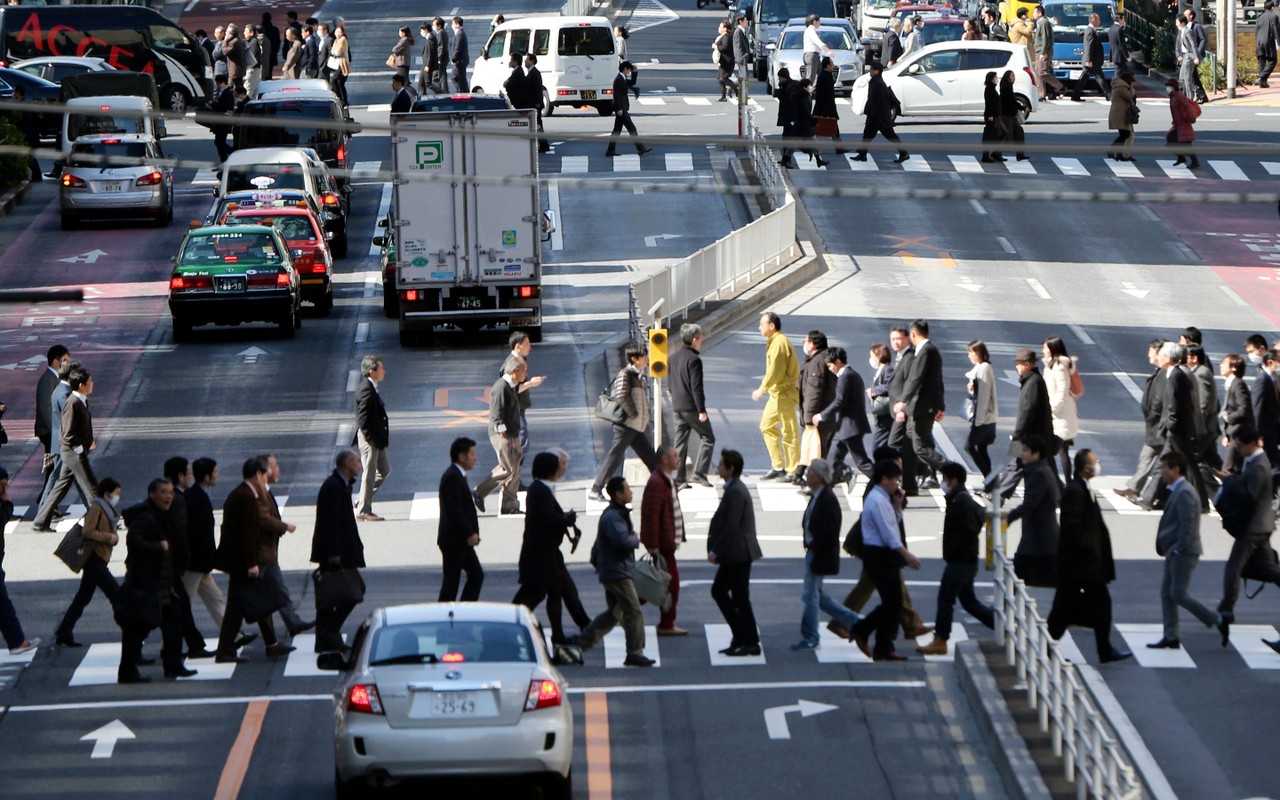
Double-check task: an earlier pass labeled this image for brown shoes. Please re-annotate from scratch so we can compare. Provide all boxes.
[358,513,385,522]
[656,626,688,636]
[916,636,948,656]
[903,625,934,639]
[826,620,851,640]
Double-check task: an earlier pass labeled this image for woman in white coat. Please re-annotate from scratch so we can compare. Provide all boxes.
[965,340,998,480]
[1042,335,1080,480]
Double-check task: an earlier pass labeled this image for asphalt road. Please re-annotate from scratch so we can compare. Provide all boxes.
[1,0,1279,797]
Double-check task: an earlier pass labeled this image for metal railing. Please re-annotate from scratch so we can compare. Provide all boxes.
[991,517,1144,800]
[627,110,800,341]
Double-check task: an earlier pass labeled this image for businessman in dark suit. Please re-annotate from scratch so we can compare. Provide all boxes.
[213,457,286,662]
[670,323,715,488]
[390,74,414,113]
[896,319,946,486]
[708,449,762,656]
[439,437,484,602]
[814,347,873,485]
[1250,345,1280,464]
[34,345,67,472]
[1219,428,1280,644]
[310,449,365,653]
[1150,451,1220,649]
[1141,343,1207,510]
[33,367,97,531]
[354,355,390,522]
[419,19,440,94]
[886,328,918,493]
[1070,13,1110,101]
[1118,339,1167,501]
[448,15,469,92]
[1107,16,1129,72]
[604,62,652,157]
[512,451,591,644]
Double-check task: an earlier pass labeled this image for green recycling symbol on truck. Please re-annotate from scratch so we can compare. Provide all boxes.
[501,230,517,246]
[415,141,443,169]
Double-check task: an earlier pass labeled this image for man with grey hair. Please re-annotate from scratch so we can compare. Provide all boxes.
[793,458,861,650]
[474,355,526,514]
[310,448,364,654]
[353,355,389,522]
[669,323,715,489]
[1141,342,1208,511]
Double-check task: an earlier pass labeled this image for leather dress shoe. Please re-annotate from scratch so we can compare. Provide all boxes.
[1099,649,1133,664]
[289,621,316,636]
[761,469,787,481]
[1113,487,1139,500]
[500,507,524,515]
[727,644,761,657]
[853,635,872,659]
[234,633,259,649]
[164,665,199,679]
[637,146,654,156]
[215,652,249,664]
[1218,616,1232,647]
[874,651,909,662]
[55,636,83,648]
[826,620,851,640]
[265,643,297,658]
[1146,638,1180,649]
[1264,639,1280,656]
[623,654,655,667]
[118,674,152,684]
[136,656,156,666]
[186,648,216,659]
[718,644,740,655]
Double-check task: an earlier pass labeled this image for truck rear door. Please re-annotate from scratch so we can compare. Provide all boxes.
[465,110,539,284]
[392,116,465,287]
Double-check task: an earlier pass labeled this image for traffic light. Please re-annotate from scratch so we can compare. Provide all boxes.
[648,328,668,378]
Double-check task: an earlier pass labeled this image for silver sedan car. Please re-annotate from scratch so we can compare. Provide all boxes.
[330,602,574,798]
[766,18,864,97]
[59,133,172,229]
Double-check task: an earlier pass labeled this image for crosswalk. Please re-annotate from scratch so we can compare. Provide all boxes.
[48,618,1280,686]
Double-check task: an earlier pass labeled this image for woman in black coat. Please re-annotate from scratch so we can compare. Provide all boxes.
[790,77,829,167]
[980,71,1003,163]
[812,57,845,153]
[999,69,1028,161]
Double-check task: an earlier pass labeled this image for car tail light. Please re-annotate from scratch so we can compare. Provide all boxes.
[603,89,613,95]
[62,174,86,188]
[102,138,121,145]
[441,652,465,663]
[347,684,384,715]
[321,193,339,206]
[310,261,328,274]
[1024,66,1037,87]
[337,144,346,165]
[170,275,212,290]
[525,680,562,711]
[136,171,163,187]
[517,285,537,299]
[223,255,238,263]
[276,272,291,286]
[556,89,574,96]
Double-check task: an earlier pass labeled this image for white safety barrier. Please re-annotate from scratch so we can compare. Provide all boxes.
[991,518,1144,800]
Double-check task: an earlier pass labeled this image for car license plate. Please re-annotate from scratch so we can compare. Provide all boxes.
[431,691,477,716]
[214,276,246,293]
[580,90,597,100]
[99,181,125,193]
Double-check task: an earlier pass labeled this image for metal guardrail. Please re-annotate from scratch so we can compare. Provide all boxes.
[627,110,799,341]
[990,517,1144,800]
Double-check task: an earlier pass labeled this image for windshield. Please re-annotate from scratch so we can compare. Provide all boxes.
[225,165,307,193]
[69,140,149,167]
[180,231,282,264]
[760,0,833,24]
[866,0,897,7]
[240,102,337,147]
[370,621,536,665]
[233,214,317,241]
[778,28,853,49]
[917,22,965,45]
[556,27,614,56]
[1045,3,1116,32]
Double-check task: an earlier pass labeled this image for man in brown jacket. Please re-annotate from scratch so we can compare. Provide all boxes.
[641,446,687,635]
[213,456,290,662]
[257,454,313,637]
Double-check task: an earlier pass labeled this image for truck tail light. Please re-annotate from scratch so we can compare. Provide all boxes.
[321,192,340,206]
[61,174,86,188]
[517,285,537,299]
[403,289,421,301]
[556,89,575,96]
[169,275,212,290]
[347,684,384,715]
[524,679,562,711]
[135,171,163,186]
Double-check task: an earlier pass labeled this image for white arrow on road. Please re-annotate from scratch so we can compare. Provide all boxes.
[81,719,135,759]
[58,249,108,264]
[645,234,681,248]
[957,282,984,293]
[1001,369,1022,388]
[763,700,838,740]
[238,346,269,364]
[1120,281,1149,300]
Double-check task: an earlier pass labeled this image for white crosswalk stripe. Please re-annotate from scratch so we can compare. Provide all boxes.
[1209,160,1249,181]
[612,154,641,172]
[664,152,693,171]
[1052,157,1089,176]
[949,155,983,174]
[69,643,238,686]
[604,626,661,668]
[1228,625,1280,670]
[900,156,932,172]
[845,153,878,171]
[284,634,347,676]
[560,155,589,174]
[1004,158,1036,174]
[192,168,218,185]
[1116,624,1196,668]
[1106,159,1143,179]
[705,624,765,665]
[683,97,712,105]
[1157,159,1196,179]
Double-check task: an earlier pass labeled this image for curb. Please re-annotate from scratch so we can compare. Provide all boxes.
[956,642,1053,800]
[0,179,32,221]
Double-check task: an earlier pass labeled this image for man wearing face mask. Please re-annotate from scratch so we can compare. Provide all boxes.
[1244,335,1280,464]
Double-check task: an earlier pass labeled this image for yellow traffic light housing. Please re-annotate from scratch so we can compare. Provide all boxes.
[648,328,668,378]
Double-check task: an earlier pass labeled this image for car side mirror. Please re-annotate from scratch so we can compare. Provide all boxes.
[371,235,386,247]
[316,652,352,672]
[766,42,776,51]
[212,186,220,197]
[907,63,922,75]
[376,217,388,229]
[541,209,558,238]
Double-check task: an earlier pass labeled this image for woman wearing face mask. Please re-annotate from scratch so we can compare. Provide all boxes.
[54,477,123,647]
[1042,336,1081,481]
[965,340,998,481]
[867,342,894,450]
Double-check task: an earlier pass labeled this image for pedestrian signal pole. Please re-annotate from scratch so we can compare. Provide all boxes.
[647,300,666,448]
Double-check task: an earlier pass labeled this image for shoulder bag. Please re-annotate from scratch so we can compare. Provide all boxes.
[1069,365,1085,398]
[54,522,91,573]
[311,567,366,609]
[385,53,399,68]
[594,383,627,424]
[233,572,288,622]
[1125,102,1140,125]
[632,554,672,613]
[842,516,864,558]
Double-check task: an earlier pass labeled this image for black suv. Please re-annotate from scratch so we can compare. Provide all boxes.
[235,91,361,182]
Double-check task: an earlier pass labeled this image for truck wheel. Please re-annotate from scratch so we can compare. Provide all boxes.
[317,291,333,316]
[525,326,542,344]
[399,328,418,347]
[543,90,555,116]
[161,85,189,113]
[382,286,398,319]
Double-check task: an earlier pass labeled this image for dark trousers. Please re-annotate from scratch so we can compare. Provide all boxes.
[1220,533,1280,616]
[173,577,206,653]
[888,417,918,491]
[118,600,184,680]
[935,562,994,640]
[994,452,1060,500]
[56,554,120,641]
[856,119,907,159]
[1071,65,1110,99]
[213,129,233,163]
[674,410,715,482]
[908,414,947,476]
[215,574,279,656]
[1047,579,1114,658]
[591,424,659,493]
[35,448,94,528]
[872,414,892,452]
[966,423,995,477]
[850,546,904,657]
[658,551,680,629]
[605,111,643,154]
[830,431,874,479]
[0,567,28,649]
[314,564,358,652]
[711,560,758,646]
[1141,437,1207,510]
[439,545,484,602]
[512,562,591,644]
[1259,49,1276,84]
[262,561,306,634]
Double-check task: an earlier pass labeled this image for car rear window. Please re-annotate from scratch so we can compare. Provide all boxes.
[69,140,149,166]
[67,112,146,140]
[225,164,307,193]
[370,621,536,665]
[235,214,316,241]
[411,95,510,112]
[557,26,613,57]
[239,101,339,147]
[181,231,282,264]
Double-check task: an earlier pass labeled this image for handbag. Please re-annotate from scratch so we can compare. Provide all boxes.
[1213,474,1254,539]
[1068,366,1085,398]
[594,386,627,424]
[799,426,823,466]
[814,116,838,137]
[326,54,342,71]
[632,554,672,613]
[963,395,976,423]
[842,516,864,558]
[312,567,366,609]
[385,54,398,68]
[871,394,891,417]
[233,572,288,622]
[1125,103,1140,125]
[54,522,91,573]
[114,581,161,628]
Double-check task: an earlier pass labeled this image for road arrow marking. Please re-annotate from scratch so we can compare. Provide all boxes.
[81,719,135,758]
[238,346,268,364]
[764,699,838,740]
[645,234,681,248]
[58,249,108,264]
[1120,281,1149,300]
[1001,369,1022,388]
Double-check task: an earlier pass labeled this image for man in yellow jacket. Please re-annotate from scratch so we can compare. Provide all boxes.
[751,312,801,479]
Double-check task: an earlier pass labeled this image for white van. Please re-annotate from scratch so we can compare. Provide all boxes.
[60,95,158,160]
[470,16,618,116]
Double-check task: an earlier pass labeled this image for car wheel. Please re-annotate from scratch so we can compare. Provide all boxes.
[1016,95,1032,125]
[333,231,349,259]
[293,299,303,330]
[160,85,189,113]
[60,213,77,231]
[543,90,555,116]
[172,316,192,343]
[542,770,572,800]
[278,310,296,338]
[398,328,418,347]
[334,768,360,800]
[317,290,333,316]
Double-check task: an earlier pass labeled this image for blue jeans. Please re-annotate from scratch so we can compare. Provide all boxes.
[801,551,859,644]
[936,562,994,640]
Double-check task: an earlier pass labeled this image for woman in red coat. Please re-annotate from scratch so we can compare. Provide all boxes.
[1167,78,1202,169]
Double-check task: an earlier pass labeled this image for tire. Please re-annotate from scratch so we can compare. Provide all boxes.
[382,286,398,319]
[398,327,417,347]
[753,59,766,82]
[1016,95,1032,125]
[542,770,572,800]
[333,230,349,259]
[595,102,613,116]
[160,85,189,113]
[60,214,77,231]
[543,90,555,116]
[293,300,303,330]
[278,310,296,338]
[334,768,359,800]
[317,291,333,316]
[525,325,542,344]
[172,316,192,343]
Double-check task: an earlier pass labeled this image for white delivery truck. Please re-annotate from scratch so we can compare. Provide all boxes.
[389,108,554,346]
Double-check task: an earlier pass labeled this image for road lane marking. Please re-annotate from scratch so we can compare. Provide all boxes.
[1156,159,1195,179]
[1051,157,1088,176]
[561,156,589,173]
[584,692,612,800]
[345,369,359,393]
[1218,285,1249,306]
[335,423,352,447]
[951,156,983,175]
[214,699,270,800]
[1025,277,1051,299]
[900,156,931,172]
[1105,159,1142,178]
[350,161,380,180]
[1264,162,1280,176]
[604,626,660,668]
[1068,323,1094,345]
[612,154,641,172]
[705,624,765,666]
[1208,160,1248,181]
[69,643,235,686]
[1228,625,1280,669]
[996,236,1015,253]
[1004,159,1036,175]
[354,322,369,344]
[1111,371,1144,403]
[1115,624,1196,668]
[844,154,878,171]
[664,152,693,171]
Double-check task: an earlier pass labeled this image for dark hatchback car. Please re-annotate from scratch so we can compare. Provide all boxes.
[0,67,61,137]
[235,92,361,183]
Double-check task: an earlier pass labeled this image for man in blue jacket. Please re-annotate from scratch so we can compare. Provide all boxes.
[577,477,653,667]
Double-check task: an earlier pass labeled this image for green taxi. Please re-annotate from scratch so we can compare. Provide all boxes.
[168,224,302,342]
